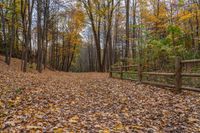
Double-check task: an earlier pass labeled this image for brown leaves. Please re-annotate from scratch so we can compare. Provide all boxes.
[188,117,199,123]
[0,56,200,132]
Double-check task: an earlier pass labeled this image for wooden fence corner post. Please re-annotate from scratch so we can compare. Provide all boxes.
[175,56,182,92]
[138,62,142,83]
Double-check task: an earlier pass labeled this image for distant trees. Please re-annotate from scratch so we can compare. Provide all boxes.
[0,0,85,72]
[0,0,199,72]
[137,0,200,69]
[49,5,85,71]
[80,0,120,72]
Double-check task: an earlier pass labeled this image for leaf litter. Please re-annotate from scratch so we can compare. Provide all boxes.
[0,57,200,132]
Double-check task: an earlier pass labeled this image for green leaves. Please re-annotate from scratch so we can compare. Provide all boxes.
[178,0,184,7]
[167,25,182,36]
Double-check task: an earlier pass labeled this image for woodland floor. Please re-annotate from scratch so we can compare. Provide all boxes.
[0,56,200,133]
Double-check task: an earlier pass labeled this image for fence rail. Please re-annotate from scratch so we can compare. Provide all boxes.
[110,57,200,92]
[142,72,175,76]
[181,59,200,64]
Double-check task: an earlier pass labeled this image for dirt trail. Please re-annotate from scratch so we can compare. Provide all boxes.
[0,56,200,132]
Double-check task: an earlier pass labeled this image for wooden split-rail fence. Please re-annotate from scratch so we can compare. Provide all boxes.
[109,57,200,92]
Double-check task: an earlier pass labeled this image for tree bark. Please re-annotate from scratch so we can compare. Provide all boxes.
[125,0,130,59]
[0,1,9,64]
[37,0,43,73]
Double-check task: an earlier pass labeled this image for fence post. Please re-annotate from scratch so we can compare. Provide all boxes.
[120,65,123,79]
[175,56,182,92]
[138,62,142,83]
[109,67,112,77]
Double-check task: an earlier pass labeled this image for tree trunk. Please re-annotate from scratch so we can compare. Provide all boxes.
[8,0,16,65]
[37,0,43,73]
[125,0,130,59]
[0,4,9,64]
[132,0,137,59]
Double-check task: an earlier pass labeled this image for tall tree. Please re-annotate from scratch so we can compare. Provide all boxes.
[21,0,35,72]
[36,0,43,72]
[131,0,137,58]
[8,0,16,65]
[125,0,130,59]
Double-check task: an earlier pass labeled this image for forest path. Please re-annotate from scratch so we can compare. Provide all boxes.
[0,57,200,132]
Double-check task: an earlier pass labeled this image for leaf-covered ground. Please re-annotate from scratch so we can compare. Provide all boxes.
[0,56,200,132]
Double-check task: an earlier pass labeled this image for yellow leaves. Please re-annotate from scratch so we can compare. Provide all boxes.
[7,96,22,108]
[179,13,193,21]
[159,3,167,18]
[140,1,168,25]
[102,128,110,133]
[142,12,160,23]
[53,127,63,133]
[157,23,168,29]
[131,125,143,130]
[62,7,84,49]
[15,96,21,104]
[8,99,15,107]
[26,126,42,131]
[190,3,200,9]
[49,104,60,112]
[73,9,85,29]
[69,115,79,123]
[35,111,45,119]
[113,123,124,131]
[68,7,85,33]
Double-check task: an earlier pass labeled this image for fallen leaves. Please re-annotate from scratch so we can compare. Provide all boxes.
[26,125,42,130]
[53,127,63,133]
[102,128,110,133]
[69,115,79,123]
[131,125,143,130]
[188,117,199,123]
[0,56,200,132]
[113,123,124,131]
[0,100,4,108]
